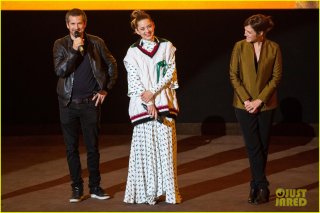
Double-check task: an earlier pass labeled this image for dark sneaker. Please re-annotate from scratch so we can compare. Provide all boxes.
[90,187,110,200]
[69,187,84,203]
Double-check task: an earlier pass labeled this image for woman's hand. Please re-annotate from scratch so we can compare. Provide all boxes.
[147,104,158,120]
[141,90,154,103]
[244,99,262,114]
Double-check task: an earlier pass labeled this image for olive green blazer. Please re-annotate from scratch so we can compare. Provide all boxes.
[229,39,282,111]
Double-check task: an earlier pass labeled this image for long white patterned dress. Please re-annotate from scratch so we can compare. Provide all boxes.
[123,38,182,205]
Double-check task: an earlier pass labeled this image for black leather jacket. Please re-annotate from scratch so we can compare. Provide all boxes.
[53,33,117,106]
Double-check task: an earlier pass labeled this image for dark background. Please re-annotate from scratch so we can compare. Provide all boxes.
[2,9,319,131]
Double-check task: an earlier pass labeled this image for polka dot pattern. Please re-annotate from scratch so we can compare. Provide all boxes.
[124,118,182,204]
[125,62,145,98]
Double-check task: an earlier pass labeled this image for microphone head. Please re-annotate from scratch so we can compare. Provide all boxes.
[74,31,81,38]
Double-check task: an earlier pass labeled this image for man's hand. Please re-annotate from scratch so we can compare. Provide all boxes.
[92,90,107,106]
[72,37,84,51]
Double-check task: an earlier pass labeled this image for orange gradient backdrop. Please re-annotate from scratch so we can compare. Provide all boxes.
[1,0,300,10]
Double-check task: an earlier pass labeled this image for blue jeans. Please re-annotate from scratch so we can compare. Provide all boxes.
[59,100,101,189]
[235,108,274,189]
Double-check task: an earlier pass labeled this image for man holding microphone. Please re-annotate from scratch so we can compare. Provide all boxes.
[53,8,117,203]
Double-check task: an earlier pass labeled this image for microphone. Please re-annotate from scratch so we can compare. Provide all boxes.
[74,31,84,56]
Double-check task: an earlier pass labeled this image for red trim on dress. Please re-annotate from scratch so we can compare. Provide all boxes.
[130,105,179,121]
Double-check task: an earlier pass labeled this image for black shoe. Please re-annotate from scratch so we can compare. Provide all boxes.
[248,188,257,204]
[69,187,84,203]
[254,188,270,205]
[90,187,110,200]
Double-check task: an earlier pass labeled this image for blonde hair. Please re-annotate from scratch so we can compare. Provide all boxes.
[130,10,153,31]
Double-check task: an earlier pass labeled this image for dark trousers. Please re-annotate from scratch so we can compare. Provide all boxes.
[235,108,274,189]
[59,100,101,189]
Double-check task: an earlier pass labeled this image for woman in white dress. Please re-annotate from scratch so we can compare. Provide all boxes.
[123,10,182,205]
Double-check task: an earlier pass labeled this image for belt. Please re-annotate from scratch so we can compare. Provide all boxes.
[71,96,94,104]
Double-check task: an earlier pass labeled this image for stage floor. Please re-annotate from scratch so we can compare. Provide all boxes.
[1,134,318,212]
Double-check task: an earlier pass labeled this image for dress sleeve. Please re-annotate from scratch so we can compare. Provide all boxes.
[150,45,177,95]
[125,61,145,98]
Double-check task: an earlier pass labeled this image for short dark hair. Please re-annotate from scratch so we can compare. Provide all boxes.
[65,8,87,24]
[244,14,274,34]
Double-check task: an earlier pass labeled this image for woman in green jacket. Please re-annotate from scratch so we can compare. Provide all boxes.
[229,14,282,205]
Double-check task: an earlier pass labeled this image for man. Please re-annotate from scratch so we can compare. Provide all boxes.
[53,8,117,203]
